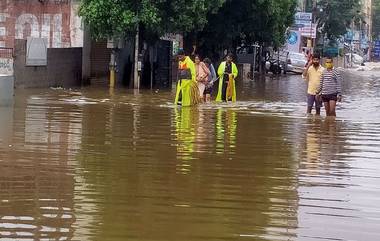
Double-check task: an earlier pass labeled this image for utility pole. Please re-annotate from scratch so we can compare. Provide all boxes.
[133,24,140,89]
[109,49,116,88]
[369,0,373,42]
[310,0,317,51]
[302,0,307,11]
[368,0,373,61]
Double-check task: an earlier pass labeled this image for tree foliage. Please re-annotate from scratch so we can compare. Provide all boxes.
[373,0,380,39]
[186,0,297,57]
[79,0,225,39]
[315,0,362,39]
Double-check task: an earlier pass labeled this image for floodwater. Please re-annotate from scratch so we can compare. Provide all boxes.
[0,72,380,241]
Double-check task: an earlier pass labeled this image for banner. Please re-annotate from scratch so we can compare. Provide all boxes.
[374,40,380,58]
[286,31,301,53]
[0,58,13,75]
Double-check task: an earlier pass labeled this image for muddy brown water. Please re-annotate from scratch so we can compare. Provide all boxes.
[1,73,379,240]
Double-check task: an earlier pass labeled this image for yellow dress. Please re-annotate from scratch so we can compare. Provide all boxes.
[174,56,200,107]
[216,61,238,102]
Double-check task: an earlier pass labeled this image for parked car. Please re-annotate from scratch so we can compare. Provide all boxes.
[286,52,307,74]
[345,53,364,66]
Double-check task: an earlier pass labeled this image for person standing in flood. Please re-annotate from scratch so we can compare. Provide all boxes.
[216,53,238,102]
[316,57,343,117]
[194,55,210,102]
[302,53,324,115]
[175,49,200,107]
[203,58,217,102]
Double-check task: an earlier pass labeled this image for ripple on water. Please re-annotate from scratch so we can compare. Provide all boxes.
[0,76,379,241]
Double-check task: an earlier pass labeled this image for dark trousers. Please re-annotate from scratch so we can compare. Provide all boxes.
[221,81,228,102]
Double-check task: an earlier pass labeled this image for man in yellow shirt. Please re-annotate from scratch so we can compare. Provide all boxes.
[302,53,324,115]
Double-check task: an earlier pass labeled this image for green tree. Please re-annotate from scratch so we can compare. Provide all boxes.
[79,0,225,39]
[315,0,362,40]
[187,0,297,57]
[373,0,380,39]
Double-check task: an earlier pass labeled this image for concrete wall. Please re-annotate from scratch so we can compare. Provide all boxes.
[14,40,82,88]
[81,23,91,85]
[0,74,14,106]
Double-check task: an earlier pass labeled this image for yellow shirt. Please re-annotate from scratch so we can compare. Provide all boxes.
[303,65,324,95]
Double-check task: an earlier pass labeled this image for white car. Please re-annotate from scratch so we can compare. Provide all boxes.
[345,53,364,66]
[286,52,308,74]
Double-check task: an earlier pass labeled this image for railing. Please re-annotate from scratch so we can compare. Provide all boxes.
[0,48,14,59]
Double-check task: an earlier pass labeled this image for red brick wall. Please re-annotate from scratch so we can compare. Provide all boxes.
[0,0,72,48]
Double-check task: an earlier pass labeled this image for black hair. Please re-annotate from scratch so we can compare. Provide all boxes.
[203,58,211,65]
[313,52,321,59]
[226,53,234,58]
[177,48,185,56]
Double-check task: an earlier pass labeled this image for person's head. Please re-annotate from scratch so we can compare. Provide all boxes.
[203,57,211,67]
[177,49,186,61]
[312,53,321,67]
[226,53,234,63]
[194,55,201,64]
[325,56,334,70]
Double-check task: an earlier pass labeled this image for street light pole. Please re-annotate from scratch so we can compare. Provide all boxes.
[369,0,373,61]
[133,24,140,89]
[311,0,317,51]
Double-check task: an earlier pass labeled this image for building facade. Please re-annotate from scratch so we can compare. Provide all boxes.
[361,0,373,41]
[0,0,83,49]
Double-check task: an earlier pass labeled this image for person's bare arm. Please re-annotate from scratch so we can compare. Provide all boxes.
[302,61,312,80]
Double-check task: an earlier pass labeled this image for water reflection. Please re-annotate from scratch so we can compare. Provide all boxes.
[0,95,77,239]
[1,72,380,240]
[174,107,196,166]
[0,107,13,146]
[216,108,237,154]
[296,116,380,241]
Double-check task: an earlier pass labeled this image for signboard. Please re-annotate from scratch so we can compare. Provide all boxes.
[374,40,380,58]
[26,37,48,66]
[294,12,312,28]
[286,31,301,52]
[295,12,312,21]
[345,31,353,41]
[300,24,317,39]
[0,58,13,75]
[352,31,360,41]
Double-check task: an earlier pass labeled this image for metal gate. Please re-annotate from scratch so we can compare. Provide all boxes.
[154,40,172,89]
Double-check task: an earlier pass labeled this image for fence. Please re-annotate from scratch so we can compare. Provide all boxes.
[0,48,13,58]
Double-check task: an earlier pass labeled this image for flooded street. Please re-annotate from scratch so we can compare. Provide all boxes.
[1,72,380,241]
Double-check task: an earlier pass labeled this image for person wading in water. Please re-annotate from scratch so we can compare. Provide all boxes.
[194,55,210,103]
[216,53,238,102]
[316,57,343,117]
[174,49,200,107]
[302,53,324,115]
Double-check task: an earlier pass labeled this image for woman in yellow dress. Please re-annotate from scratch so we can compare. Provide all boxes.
[174,49,200,107]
